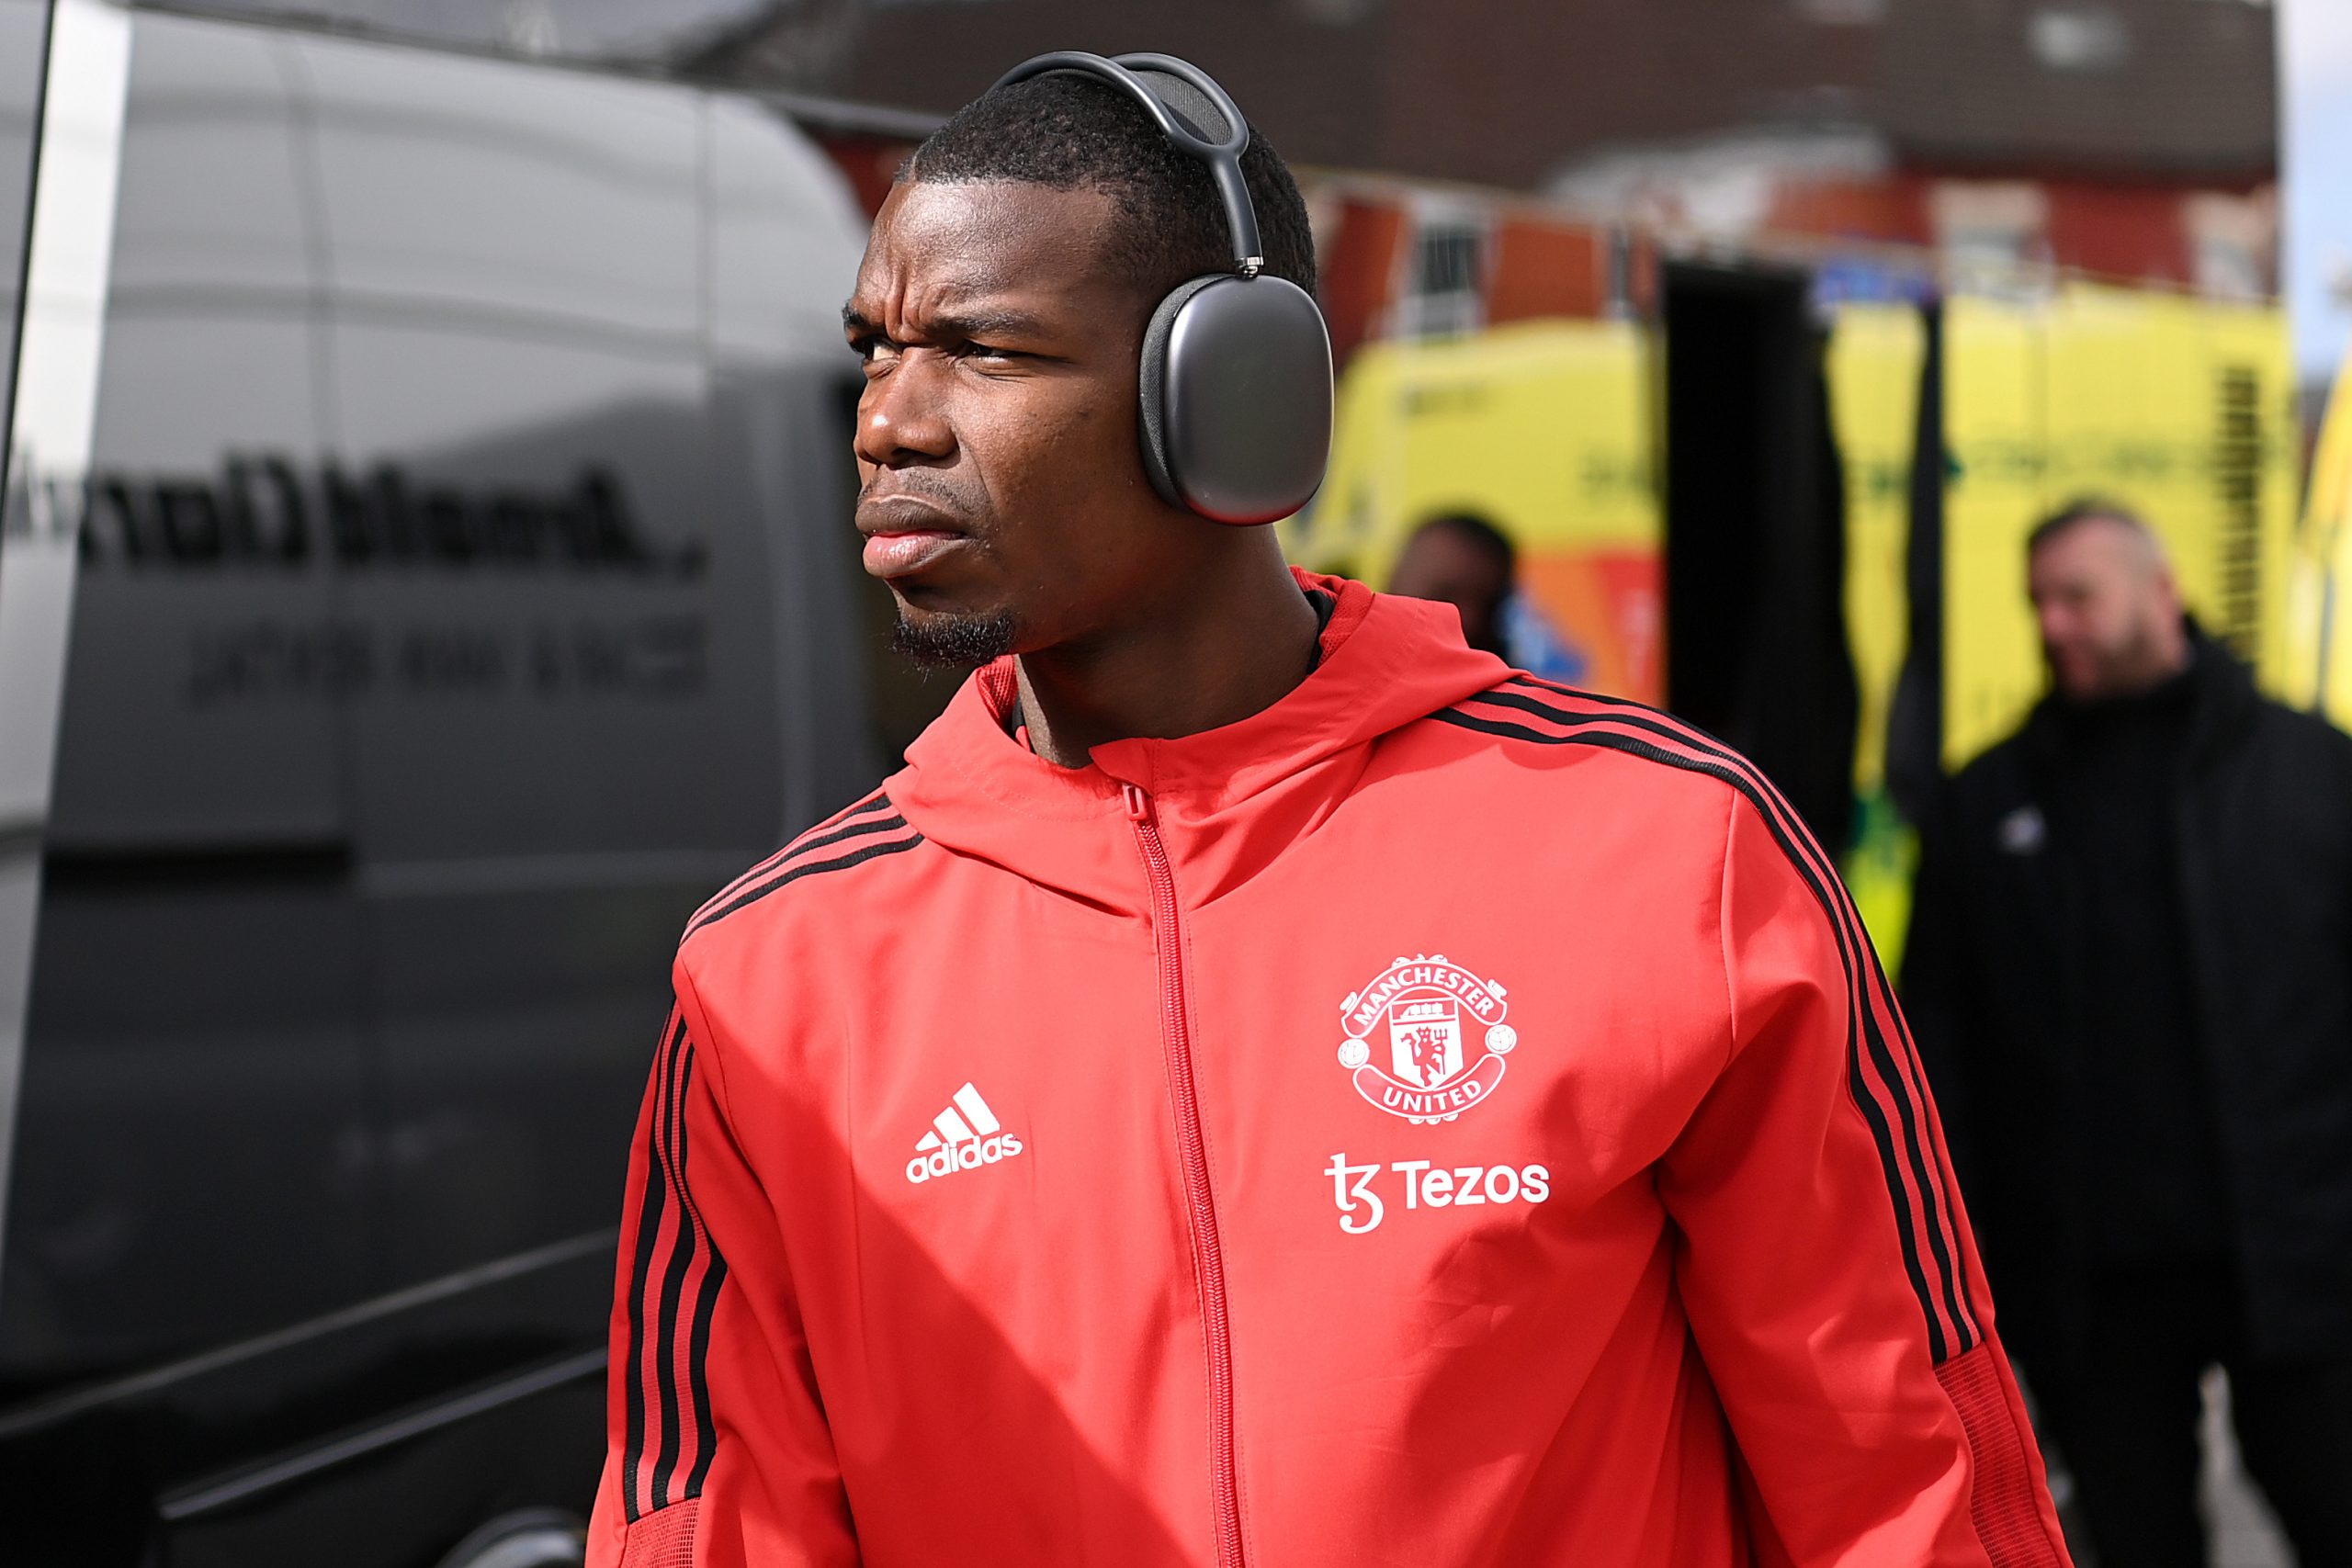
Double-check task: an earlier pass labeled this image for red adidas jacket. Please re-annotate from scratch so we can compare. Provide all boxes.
[589,572,2071,1568]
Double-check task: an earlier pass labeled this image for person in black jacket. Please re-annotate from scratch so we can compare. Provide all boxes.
[1905,499,2352,1567]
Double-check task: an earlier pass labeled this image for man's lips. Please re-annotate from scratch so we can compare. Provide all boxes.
[862,528,968,579]
[858,496,973,580]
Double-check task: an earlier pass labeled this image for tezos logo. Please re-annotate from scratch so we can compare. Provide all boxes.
[905,1082,1024,1185]
[1336,954,1517,1122]
[1325,1152,1551,1235]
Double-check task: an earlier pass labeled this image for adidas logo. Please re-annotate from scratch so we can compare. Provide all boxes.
[904,1082,1024,1185]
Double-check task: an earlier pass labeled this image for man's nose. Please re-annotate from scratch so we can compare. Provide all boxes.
[855,358,956,468]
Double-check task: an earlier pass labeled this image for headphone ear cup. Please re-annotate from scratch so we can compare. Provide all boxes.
[1136,274,1333,525]
[1136,276,1222,512]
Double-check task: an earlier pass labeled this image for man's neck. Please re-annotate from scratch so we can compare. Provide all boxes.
[1013,553,1322,770]
[2116,635,2197,702]
[2063,639,2197,713]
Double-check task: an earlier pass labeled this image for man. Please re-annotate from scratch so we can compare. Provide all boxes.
[1388,512,1587,680]
[589,59,2068,1568]
[1388,513,1517,660]
[1905,501,2352,1566]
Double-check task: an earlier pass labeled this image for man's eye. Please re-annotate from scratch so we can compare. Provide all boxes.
[850,335,896,364]
[958,342,1020,364]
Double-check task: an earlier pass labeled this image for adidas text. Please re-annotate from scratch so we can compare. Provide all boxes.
[906,1133,1023,1184]
[905,1082,1024,1185]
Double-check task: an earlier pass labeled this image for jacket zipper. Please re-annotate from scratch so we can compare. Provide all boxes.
[1124,782,1244,1568]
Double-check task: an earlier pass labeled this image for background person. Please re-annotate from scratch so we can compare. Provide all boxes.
[1905,499,2352,1566]
[1387,511,1586,679]
[1388,512,1518,659]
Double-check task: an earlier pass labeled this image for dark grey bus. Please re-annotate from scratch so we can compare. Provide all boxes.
[0,4,922,1561]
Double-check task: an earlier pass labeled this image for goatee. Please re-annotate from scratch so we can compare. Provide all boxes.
[891,607,1020,670]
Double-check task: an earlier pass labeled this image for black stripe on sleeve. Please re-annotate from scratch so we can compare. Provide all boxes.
[648,1049,701,1508]
[621,1014,686,1522]
[661,1040,729,1507]
[1486,677,1984,1354]
[685,823,924,937]
[1436,694,1979,1359]
[1478,682,1983,1350]
[691,792,899,926]
[784,801,909,865]
[683,1250,729,1501]
[1494,677,1984,1352]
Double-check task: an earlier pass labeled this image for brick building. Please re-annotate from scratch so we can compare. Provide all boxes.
[690,0,2279,351]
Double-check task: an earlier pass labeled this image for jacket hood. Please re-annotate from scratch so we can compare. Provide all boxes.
[888,570,1508,911]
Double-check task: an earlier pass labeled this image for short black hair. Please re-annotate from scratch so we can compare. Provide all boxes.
[2027,496,2152,558]
[906,70,1317,305]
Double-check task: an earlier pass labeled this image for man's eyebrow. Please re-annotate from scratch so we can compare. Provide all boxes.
[838,303,1050,341]
[936,307,1050,340]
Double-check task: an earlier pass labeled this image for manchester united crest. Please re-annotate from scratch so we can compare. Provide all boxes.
[1336,954,1517,1122]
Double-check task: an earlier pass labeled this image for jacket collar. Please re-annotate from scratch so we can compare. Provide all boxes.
[2179,623,2261,761]
[888,570,1509,913]
[2022,617,2258,772]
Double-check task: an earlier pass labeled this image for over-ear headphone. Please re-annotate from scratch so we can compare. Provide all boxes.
[989,51,1334,525]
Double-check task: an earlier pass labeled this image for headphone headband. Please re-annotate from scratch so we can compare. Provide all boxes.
[989,51,1263,276]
